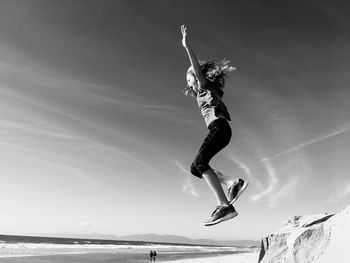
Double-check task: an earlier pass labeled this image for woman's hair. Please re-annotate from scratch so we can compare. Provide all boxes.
[184,59,236,97]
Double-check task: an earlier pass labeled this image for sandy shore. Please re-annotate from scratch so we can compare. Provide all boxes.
[0,240,260,263]
[164,252,260,263]
[0,251,260,263]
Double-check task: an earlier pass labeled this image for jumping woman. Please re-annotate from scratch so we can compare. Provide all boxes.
[181,25,248,226]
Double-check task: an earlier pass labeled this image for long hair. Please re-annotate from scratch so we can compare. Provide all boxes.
[184,59,236,97]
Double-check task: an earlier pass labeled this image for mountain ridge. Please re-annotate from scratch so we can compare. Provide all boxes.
[39,233,260,247]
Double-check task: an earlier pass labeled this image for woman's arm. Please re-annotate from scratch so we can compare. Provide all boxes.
[181,25,206,85]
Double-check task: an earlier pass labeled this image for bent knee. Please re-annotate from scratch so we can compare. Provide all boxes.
[191,160,211,178]
[190,162,200,177]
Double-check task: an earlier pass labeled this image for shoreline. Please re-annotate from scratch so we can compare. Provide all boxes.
[0,251,260,263]
[0,242,258,258]
[162,252,260,263]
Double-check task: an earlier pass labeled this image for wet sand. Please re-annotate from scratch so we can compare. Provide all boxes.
[164,252,260,263]
[0,251,259,263]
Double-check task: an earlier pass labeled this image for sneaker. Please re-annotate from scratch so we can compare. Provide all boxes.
[228,178,249,204]
[204,204,238,226]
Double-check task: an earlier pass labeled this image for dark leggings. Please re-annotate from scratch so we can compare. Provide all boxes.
[190,118,232,178]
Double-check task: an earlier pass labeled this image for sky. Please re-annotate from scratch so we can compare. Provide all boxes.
[0,0,350,241]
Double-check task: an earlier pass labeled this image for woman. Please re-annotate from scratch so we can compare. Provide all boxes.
[181,25,248,226]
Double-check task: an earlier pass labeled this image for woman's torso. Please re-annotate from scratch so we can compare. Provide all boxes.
[196,82,231,127]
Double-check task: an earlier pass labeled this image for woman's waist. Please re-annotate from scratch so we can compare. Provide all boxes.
[208,117,230,130]
[199,101,231,119]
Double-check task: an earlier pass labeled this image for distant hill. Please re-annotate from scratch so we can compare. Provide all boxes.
[119,233,260,247]
[42,233,260,247]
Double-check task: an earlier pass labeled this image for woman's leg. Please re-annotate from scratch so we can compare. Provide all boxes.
[202,169,229,206]
[190,119,233,205]
[213,169,235,187]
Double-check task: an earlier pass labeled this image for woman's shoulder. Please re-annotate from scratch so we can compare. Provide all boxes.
[198,79,215,92]
[200,82,223,96]
[203,80,224,98]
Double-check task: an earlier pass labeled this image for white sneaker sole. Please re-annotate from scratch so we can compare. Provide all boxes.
[229,181,249,205]
[204,211,238,226]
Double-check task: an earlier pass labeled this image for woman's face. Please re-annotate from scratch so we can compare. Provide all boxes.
[186,71,199,92]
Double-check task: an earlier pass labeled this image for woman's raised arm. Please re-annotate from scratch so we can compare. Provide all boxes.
[181,25,206,85]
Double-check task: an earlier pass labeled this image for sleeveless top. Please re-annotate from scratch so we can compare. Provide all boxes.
[196,82,231,127]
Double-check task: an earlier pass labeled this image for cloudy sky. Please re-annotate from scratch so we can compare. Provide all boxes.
[0,0,350,241]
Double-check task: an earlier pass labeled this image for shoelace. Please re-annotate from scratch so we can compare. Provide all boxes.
[229,179,243,192]
[211,204,230,216]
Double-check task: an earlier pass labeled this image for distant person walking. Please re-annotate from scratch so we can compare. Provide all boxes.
[149,250,157,262]
[181,25,249,226]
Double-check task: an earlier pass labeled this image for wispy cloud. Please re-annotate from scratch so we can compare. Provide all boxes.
[327,182,350,203]
[87,91,180,112]
[228,155,263,189]
[0,117,79,140]
[80,222,92,228]
[268,177,299,207]
[250,159,279,204]
[227,155,296,207]
[0,112,161,182]
[261,124,350,162]
[174,160,199,198]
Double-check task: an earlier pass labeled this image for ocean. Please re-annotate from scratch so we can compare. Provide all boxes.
[0,234,257,262]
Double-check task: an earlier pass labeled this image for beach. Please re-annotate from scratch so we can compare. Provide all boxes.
[0,242,260,263]
[164,252,259,263]
[162,252,259,263]
[0,235,260,263]
[0,251,260,263]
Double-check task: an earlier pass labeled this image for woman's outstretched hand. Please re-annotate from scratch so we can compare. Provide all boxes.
[181,25,190,49]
